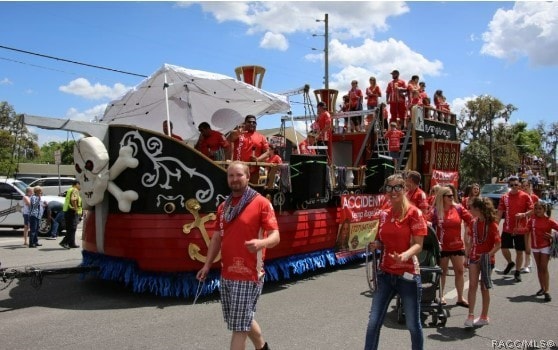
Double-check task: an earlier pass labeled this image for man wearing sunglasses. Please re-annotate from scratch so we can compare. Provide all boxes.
[496,176,534,282]
[229,115,270,184]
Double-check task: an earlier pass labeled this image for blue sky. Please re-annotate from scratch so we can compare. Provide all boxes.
[1,1,557,145]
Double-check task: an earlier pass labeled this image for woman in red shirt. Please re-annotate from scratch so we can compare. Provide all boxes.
[464,197,501,327]
[529,202,558,302]
[461,183,481,210]
[365,77,382,126]
[429,186,473,307]
[365,174,427,350]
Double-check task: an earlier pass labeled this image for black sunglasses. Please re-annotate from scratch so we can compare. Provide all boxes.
[385,184,404,193]
[444,194,454,198]
[509,183,520,187]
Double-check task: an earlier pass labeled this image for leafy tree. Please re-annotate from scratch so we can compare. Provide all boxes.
[457,95,516,146]
[38,140,75,165]
[457,95,517,185]
[459,140,490,186]
[0,102,40,176]
[535,121,558,179]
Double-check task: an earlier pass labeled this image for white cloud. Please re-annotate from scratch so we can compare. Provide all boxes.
[194,2,409,43]
[0,77,13,85]
[311,38,443,96]
[65,104,107,122]
[481,2,558,65]
[260,32,288,51]
[59,78,131,100]
[190,1,440,100]
[450,96,474,119]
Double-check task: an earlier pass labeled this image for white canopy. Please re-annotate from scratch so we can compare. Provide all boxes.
[101,64,291,140]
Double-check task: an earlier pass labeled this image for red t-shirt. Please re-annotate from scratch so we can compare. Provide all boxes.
[299,139,316,155]
[316,110,332,141]
[348,88,363,110]
[498,191,534,234]
[196,130,229,159]
[406,187,429,213]
[386,79,407,104]
[467,219,501,262]
[378,205,428,275]
[366,85,381,108]
[529,216,558,249]
[233,131,269,162]
[384,129,405,152]
[171,133,183,141]
[432,205,473,251]
[407,82,420,105]
[218,195,279,281]
[267,154,282,164]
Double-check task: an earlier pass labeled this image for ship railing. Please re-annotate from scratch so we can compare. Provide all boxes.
[331,165,367,192]
[331,107,378,133]
[422,106,456,125]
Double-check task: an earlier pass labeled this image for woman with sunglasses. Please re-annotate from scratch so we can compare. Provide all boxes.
[364,174,427,350]
[429,186,473,307]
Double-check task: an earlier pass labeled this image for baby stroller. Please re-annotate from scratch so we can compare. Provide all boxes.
[394,226,448,326]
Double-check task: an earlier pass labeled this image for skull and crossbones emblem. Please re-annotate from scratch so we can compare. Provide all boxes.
[74,137,139,212]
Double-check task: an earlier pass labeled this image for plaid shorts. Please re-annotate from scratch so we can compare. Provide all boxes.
[220,278,263,332]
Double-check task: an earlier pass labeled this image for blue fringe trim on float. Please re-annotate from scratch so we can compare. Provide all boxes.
[82,249,365,298]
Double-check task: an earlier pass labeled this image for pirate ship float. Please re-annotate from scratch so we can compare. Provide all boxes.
[24,64,460,297]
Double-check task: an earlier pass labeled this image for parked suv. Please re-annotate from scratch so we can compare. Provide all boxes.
[0,178,64,231]
[480,183,509,208]
[28,177,76,196]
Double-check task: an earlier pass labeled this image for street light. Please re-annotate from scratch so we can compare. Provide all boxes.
[312,13,329,90]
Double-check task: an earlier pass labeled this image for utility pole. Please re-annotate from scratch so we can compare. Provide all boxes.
[324,13,329,90]
[313,14,329,90]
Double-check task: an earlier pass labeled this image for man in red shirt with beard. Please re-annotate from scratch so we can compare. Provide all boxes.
[229,115,270,184]
[197,161,279,350]
[386,70,407,128]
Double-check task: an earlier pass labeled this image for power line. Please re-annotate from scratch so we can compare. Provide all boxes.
[0,44,147,78]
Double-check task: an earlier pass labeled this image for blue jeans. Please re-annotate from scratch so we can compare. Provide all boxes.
[364,271,423,350]
[29,216,40,246]
[50,211,64,237]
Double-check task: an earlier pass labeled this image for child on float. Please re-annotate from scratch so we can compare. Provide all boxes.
[464,197,501,328]
[529,201,558,302]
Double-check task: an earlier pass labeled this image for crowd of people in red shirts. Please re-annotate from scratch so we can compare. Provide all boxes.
[377,171,556,334]
[336,70,453,133]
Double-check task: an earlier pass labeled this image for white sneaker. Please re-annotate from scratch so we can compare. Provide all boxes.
[473,317,490,326]
[520,267,531,273]
[464,316,474,328]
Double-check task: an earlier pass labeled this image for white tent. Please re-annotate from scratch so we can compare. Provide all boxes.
[101,64,290,140]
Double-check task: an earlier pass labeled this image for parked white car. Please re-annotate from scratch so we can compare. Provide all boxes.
[28,177,76,196]
[0,178,64,230]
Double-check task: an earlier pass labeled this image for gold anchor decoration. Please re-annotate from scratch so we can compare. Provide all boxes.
[182,198,220,263]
